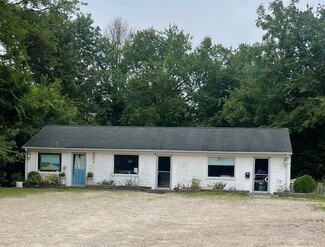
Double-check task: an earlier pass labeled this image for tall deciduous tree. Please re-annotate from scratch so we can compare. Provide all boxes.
[121,26,192,126]
[0,0,81,176]
[222,0,325,178]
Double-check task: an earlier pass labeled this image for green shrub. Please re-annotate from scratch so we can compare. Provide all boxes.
[190,177,201,190]
[294,175,316,193]
[59,172,65,177]
[87,172,93,178]
[211,181,227,190]
[98,179,115,186]
[27,171,41,184]
[124,177,139,187]
[11,172,23,182]
[42,174,59,185]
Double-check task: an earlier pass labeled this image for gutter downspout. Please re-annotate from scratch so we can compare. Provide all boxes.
[24,148,28,180]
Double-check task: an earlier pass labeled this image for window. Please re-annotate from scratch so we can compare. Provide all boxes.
[38,153,61,172]
[114,155,139,174]
[208,157,235,177]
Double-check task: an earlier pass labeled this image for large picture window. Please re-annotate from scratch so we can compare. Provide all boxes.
[38,153,61,172]
[208,157,235,177]
[114,155,139,174]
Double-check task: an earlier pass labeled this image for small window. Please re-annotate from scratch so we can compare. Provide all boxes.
[38,153,61,172]
[114,155,139,174]
[208,157,235,177]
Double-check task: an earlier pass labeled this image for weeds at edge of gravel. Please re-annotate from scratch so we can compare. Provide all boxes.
[180,191,250,200]
[312,204,325,211]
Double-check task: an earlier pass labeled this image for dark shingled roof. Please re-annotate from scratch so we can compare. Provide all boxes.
[23,125,292,153]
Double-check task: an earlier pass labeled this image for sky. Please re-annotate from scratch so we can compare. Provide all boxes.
[81,0,322,48]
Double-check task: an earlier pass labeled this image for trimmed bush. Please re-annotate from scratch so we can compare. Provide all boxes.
[294,175,316,193]
[27,171,41,184]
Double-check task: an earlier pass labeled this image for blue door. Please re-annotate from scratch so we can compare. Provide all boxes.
[72,154,86,185]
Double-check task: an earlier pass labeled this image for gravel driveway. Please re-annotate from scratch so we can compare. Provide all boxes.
[0,190,324,247]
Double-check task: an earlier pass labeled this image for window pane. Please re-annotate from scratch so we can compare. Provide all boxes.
[114,155,139,174]
[158,157,170,171]
[208,165,234,177]
[39,154,61,171]
[208,157,235,166]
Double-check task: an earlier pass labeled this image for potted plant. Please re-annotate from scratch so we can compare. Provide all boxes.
[59,172,66,185]
[86,172,94,185]
[11,172,24,188]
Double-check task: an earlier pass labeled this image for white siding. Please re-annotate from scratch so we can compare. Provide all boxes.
[138,154,156,188]
[62,152,72,186]
[93,152,113,184]
[172,155,206,188]
[269,156,288,193]
[172,156,254,192]
[25,152,38,177]
[25,149,290,193]
[233,156,254,192]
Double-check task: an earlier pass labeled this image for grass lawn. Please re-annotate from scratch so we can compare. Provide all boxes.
[0,187,85,198]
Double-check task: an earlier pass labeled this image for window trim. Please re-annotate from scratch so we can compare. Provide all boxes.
[207,157,235,178]
[113,154,139,175]
[38,153,62,172]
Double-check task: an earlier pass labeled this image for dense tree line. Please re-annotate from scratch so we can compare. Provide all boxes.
[0,0,324,181]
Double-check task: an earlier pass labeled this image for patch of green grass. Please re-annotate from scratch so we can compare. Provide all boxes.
[303,195,325,203]
[180,191,250,200]
[0,188,85,198]
[312,204,325,211]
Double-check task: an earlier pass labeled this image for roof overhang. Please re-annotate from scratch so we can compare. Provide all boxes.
[23,146,293,155]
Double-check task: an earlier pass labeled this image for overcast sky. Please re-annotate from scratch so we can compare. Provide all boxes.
[81,0,321,48]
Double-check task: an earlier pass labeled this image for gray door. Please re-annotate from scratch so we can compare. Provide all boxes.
[254,159,269,192]
[157,156,171,188]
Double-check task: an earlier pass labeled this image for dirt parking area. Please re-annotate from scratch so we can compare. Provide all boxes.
[0,190,324,247]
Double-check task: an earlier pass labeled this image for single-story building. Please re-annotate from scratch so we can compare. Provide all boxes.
[23,125,292,193]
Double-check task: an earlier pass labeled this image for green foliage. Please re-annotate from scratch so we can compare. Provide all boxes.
[11,172,23,182]
[1,0,325,180]
[98,179,115,186]
[27,171,41,184]
[211,181,227,190]
[124,177,139,187]
[0,188,85,198]
[87,172,93,178]
[190,177,201,190]
[121,26,192,127]
[59,172,65,177]
[294,175,317,193]
[41,174,59,185]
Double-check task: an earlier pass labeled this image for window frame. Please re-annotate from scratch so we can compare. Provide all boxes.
[38,153,62,172]
[114,154,139,175]
[207,157,235,178]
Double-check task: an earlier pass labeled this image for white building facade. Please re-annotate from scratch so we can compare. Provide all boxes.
[24,126,292,193]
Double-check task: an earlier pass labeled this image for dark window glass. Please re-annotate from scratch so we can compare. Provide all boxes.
[158,157,170,171]
[114,155,139,174]
[208,165,234,177]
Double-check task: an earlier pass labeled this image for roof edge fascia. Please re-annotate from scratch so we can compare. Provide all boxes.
[23,146,292,155]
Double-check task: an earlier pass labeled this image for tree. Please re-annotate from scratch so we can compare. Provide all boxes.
[189,37,239,126]
[104,17,133,49]
[0,0,82,179]
[121,26,192,126]
[221,0,325,178]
